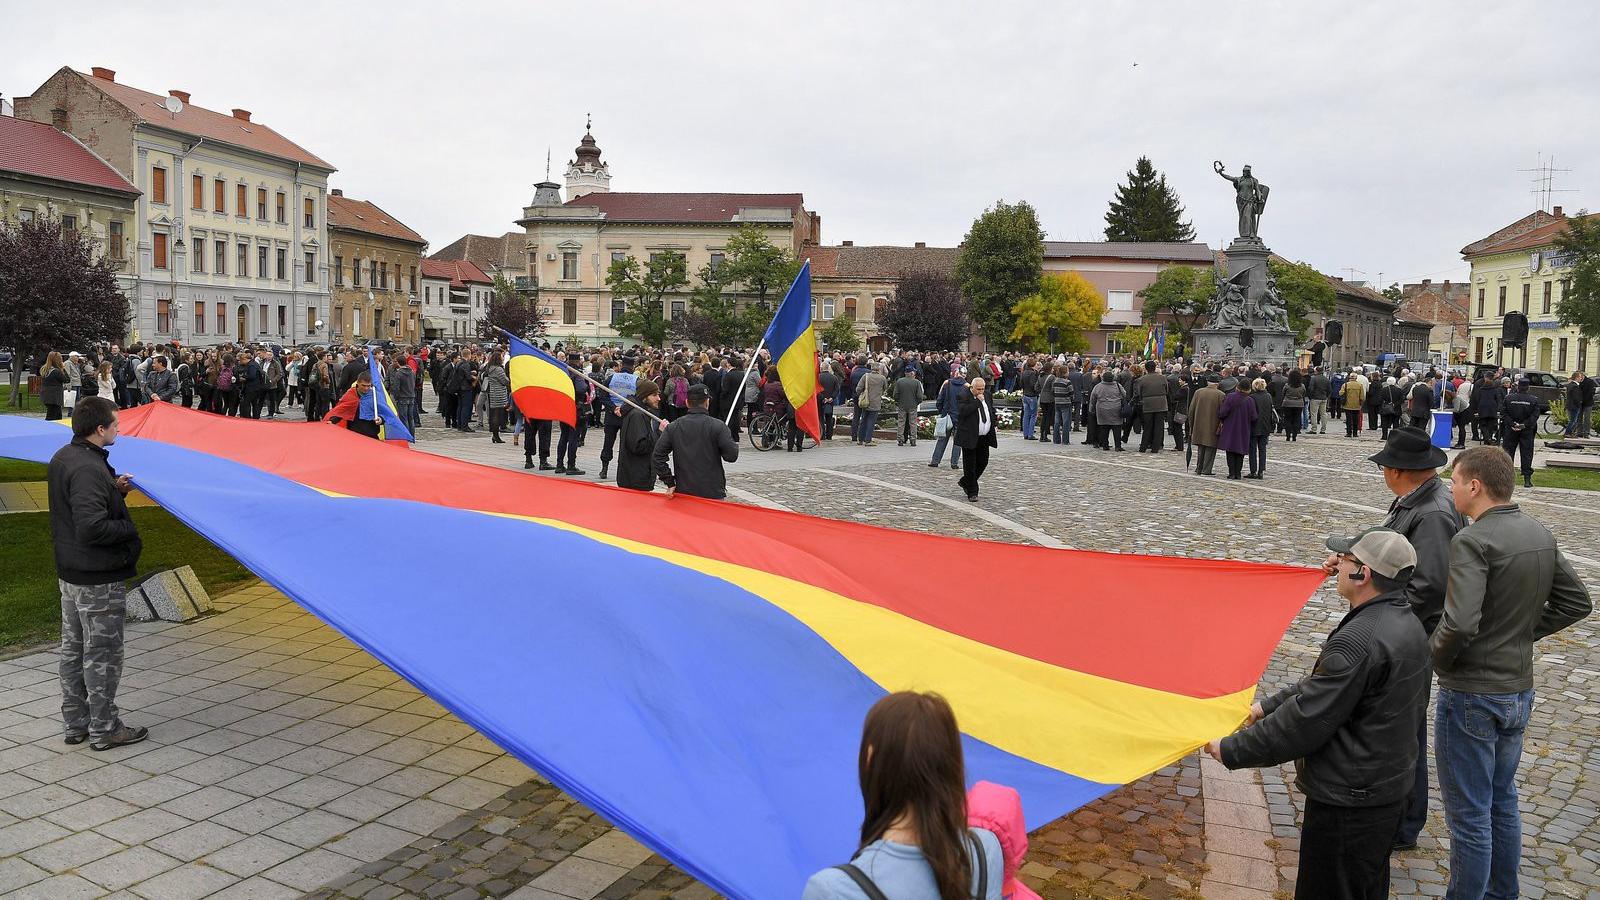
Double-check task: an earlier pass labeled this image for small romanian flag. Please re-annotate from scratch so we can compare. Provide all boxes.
[502,330,577,427]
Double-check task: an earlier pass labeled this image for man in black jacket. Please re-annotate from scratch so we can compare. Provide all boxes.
[653,384,739,499]
[1499,377,1546,487]
[47,397,149,752]
[954,377,999,502]
[1359,426,1465,852]
[1209,527,1430,900]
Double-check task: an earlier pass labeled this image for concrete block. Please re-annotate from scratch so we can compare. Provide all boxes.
[129,566,214,623]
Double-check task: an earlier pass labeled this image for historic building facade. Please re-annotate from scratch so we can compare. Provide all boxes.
[1461,207,1592,373]
[1398,279,1470,364]
[327,190,426,344]
[1321,277,1400,371]
[1044,242,1215,356]
[805,242,960,352]
[419,259,493,340]
[516,126,819,346]
[15,66,333,347]
[0,114,140,268]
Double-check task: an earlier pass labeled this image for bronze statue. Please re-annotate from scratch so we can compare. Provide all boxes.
[1214,161,1269,240]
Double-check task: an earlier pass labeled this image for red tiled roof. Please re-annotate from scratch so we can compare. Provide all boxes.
[804,244,960,280]
[1461,212,1597,258]
[0,114,138,195]
[431,232,526,273]
[562,192,805,224]
[77,70,333,170]
[421,258,492,288]
[327,194,425,245]
[1045,241,1214,262]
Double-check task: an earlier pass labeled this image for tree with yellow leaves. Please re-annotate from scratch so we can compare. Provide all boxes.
[1009,272,1106,352]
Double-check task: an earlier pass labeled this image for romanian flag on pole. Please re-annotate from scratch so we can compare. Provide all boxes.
[763,260,821,440]
[502,329,577,426]
[0,407,1321,897]
[367,349,413,442]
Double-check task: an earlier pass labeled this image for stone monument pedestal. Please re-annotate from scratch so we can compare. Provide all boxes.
[1192,327,1296,367]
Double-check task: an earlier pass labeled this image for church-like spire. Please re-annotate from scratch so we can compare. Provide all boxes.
[565,115,611,199]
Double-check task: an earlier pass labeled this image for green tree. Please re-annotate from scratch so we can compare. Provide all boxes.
[606,252,688,347]
[672,260,739,347]
[1554,211,1600,340]
[1103,156,1195,242]
[722,224,801,313]
[1008,272,1105,353]
[1109,324,1151,356]
[0,218,129,406]
[1268,259,1338,340]
[1381,283,1403,302]
[877,271,970,350]
[1138,265,1214,353]
[955,200,1045,346]
[821,314,861,353]
[478,273,545,341]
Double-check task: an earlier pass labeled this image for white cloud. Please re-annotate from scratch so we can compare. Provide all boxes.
[5,0,1596,289]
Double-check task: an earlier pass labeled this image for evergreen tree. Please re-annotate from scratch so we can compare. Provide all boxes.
[1103,157,1195,243]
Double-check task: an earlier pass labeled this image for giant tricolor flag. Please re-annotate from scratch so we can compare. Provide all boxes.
[0,407,1319,898]
[762,261,822,440]
[502,329,577,426]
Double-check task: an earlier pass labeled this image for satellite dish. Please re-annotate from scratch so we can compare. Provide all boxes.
[163,96,184,115]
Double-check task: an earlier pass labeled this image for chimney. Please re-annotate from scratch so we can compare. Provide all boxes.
[330,189,343,197]
[841,240,853,247]
[231,108,251,122]
[914,241,927,248]
[168,90,190,104]
[51,108,69,130]
[90,67,116,82]
[1421,278,1431,287]
[1553,205,1564,217]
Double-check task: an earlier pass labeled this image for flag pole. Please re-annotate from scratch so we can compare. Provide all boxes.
[724,339,765,427]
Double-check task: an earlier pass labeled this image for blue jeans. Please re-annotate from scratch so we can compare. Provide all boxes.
[1436,687,1534,900]
[1053,404,1073,444]
[1021,395,1038,439]
[858,409,879,442]
[930,430,961,467]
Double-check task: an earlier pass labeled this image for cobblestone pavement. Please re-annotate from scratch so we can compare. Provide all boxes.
[5,401,1598,899]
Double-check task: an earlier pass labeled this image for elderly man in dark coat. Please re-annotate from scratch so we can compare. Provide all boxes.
[1188,374,1225,476]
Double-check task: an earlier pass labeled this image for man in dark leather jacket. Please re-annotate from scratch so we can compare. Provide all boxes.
[1208,527,1429,900]
[1360,426,1465,851]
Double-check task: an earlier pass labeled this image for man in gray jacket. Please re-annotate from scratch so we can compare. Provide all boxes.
[1134,364,1169,453]
[854,364,888,446]
[1434,447,1591,900]
[1307,367,1331,433]
[892,369,924,447]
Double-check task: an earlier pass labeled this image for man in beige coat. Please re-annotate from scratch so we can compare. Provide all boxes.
[1188,373,1225,476]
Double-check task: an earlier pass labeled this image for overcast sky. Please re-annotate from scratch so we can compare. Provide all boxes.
[6,1,1597,290]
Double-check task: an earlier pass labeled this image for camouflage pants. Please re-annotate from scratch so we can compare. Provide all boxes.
[59,580,126,739]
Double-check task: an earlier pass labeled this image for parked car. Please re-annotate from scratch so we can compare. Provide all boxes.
[1469,364,1566,405]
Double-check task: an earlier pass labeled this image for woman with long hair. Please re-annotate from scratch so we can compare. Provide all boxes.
[39,351,69,420]
[95,361,116,402]
[804,692,1003,900]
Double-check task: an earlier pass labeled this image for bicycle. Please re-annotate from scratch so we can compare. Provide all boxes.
[747,412,817,451]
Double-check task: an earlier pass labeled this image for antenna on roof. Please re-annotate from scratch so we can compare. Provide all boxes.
[1518,152,1575,212]
[545,147,551,182]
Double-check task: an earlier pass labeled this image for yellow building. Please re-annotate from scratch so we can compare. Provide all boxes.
[15,66,334,347]
[0,114,140,269]
[327,190,427,344]
[1462,207,1595,373]
[516,126,819,345]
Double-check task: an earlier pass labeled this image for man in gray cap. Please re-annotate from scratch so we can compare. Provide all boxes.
[1208,527,1430,900]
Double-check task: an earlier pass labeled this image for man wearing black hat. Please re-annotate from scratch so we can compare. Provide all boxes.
[1499,377,1546,488]
[1209,527,1430,900]
[1354,426,1464,853]
[653,383,739,500]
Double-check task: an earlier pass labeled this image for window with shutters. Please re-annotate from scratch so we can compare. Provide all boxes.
[109,221,124,259]
[277,248,287,280]
[153,232,168,269]
[563,298,577,325]
[275,192,286,224]
[237,184,246,217]
[562,252,578,280]
[257,245,268,278]
[215,178,225,213]
[192,235,204,273]
[844,297,857,319]
[260,304,269,333]
[214,239,226,274]
[191,173,203,209]
[157,299,170,333]
[305,251,316,285]
[304,197,314,228]
[216,302,226,333]
[152,166,167,204]
[257,188,267,220]
[237,242,247,276]
[195,302,205,335]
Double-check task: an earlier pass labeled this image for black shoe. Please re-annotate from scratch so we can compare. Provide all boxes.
[966,494,978,502]
[539,462,554,471]
[566,468,585,476]
[1390,839,1418,854]
[553,465,567,474]
[1525,475,1534,488]
[64,733,88,745]
[928,462,938,467]
[597,463,609,480]
[524,459,534,469]
[91,725,148,752]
